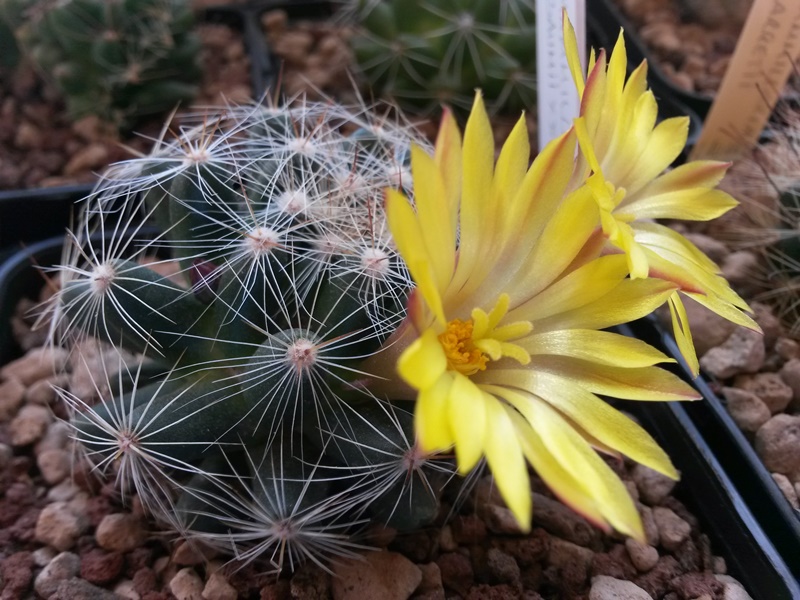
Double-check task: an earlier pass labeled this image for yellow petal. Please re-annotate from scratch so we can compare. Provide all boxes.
[453,92,495,291]
[580,49,607,142]
[531,356,701,401]
[575,117,603,175]
[515,186,599,299]
[536,277,677,332]
[415,372,456,451]
[398,329,447,390]
[623,188,738,221]
[684,291,760,332]
[524,371,679,480]
[562,11,585,97]
[434,107,463,231]
[496,128,578,282]
[635,221,721,273]
[593,32,627,159]
[502,390,644,540]
[622,116,689,193]
[513,254,629,322]
[483,397,531,530]
[521,329,671,367]
[642,160,730,195]
[448,373,487,474]
[386,189,447,325]
[515,418,611,531]
[492,115,530,221]
[668,292,700,377]
[409,145,456,290]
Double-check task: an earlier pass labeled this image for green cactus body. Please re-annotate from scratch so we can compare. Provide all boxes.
[348,0,537,115]
[52,99,459,571]
[0,0,201,129]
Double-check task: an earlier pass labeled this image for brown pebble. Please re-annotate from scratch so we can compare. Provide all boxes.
[9,404,52,446]
[0,378,26,421]
[80,548,124,585]
[437,552,474,598]
[653,507,691,551]
[625,538,659,572]
[133,567,158,595]
[755,414,800,477]
[0,551,34,600]
[634,555,681,598]
[95,513,148,552]
[451,514,487,545]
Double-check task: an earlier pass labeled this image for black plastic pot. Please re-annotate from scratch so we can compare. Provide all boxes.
[0,184,91,253]
[590,0,714,120]
[0,236,64,365]
[219,0,341,99]
[624,315,800,590]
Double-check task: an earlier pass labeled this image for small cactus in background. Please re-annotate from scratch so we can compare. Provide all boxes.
[0,0,202,130]
[345,0,537,116]
[47,98,463,570]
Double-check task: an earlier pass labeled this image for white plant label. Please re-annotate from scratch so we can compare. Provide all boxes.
[536,0,585,150]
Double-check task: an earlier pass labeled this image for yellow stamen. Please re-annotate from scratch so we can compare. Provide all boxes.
[439,319,488,376]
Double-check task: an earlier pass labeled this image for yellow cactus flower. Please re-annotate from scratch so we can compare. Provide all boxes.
[370,93,700,538]
[562,16,759,375]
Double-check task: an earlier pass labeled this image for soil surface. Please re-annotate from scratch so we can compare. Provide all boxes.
[0,268,754,599]
[611,0,746,96]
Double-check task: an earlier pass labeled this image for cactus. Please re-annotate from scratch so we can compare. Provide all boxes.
[345,0,537,115]
[48,98,463,571]
[0,0,201,130]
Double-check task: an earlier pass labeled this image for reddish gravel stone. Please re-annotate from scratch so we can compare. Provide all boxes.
[133,567,159,596]
[80,547,124,585]
[498,529,550,567]
[465,583,523,599]
[592,544,638,581]
[671,572,725,599]
[0,551,34,600]
[634,555,682,598]
[437,552,475,598]
[126,546,155,575]
[85,495,114,528]
[452,514,488,545]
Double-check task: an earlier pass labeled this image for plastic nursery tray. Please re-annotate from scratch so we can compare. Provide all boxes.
[0,237,797,599]
[624,316,800,587]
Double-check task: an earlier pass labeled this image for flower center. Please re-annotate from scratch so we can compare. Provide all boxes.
[438,318,488,376]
